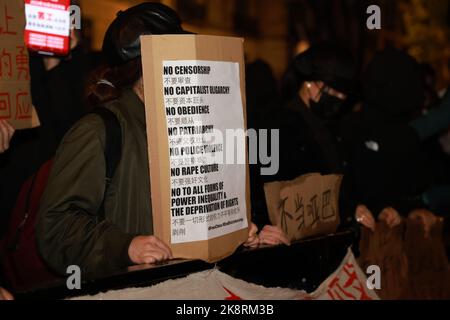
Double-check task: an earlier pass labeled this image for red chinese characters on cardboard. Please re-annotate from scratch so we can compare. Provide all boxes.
[0,0,39,129]
[264,173,342,241]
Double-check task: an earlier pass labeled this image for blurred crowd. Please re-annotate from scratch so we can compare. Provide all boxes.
[247,45,450,233]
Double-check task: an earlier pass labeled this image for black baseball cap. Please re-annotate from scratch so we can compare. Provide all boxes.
[292,43,357,96]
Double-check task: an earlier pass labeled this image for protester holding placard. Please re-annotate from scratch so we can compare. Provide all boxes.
[355,205,402,231]
[36,2,183,276]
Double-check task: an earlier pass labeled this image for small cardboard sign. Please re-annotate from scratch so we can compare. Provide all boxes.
[0,0,39,129]
[141,35,251,263]
[264,173,342,241]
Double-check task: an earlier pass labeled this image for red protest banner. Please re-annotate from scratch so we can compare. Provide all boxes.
[24,0,71,56]
[312,248,380,300]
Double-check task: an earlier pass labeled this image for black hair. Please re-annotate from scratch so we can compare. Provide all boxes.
[85,58,142,106]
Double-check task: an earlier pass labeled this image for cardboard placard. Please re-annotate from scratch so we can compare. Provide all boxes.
[141,35,251,263]
[0,0,39,129]
[264,173,341,241]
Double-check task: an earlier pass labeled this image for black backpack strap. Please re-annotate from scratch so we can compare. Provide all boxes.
[91,108,122,181]
[90,107,123,220]
[8,173,39,252]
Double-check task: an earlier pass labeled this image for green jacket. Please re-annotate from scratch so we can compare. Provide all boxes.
[37,89,153,276]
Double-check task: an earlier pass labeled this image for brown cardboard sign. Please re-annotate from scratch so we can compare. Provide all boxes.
[358,221,408,300]
[402,218,450,300]
[0,0,39,129]
[141,35,251,263]
[264,173,341,241]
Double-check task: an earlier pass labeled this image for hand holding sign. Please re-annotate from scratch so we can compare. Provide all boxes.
[259,225,290,246]
[128,235,173,265]
[243,223,259,248]
[356,206,402,231]
[141,35,251,263]
[355,205,376,232]
[0,287,13,300]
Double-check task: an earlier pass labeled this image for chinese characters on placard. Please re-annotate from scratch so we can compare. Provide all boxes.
[163,60,247,244]
[0,5,17,36]
[326,262,373,300]
[0,1,33,123]
[278,188,338,238]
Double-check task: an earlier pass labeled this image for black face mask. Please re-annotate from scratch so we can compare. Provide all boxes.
[310,91,345,119]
